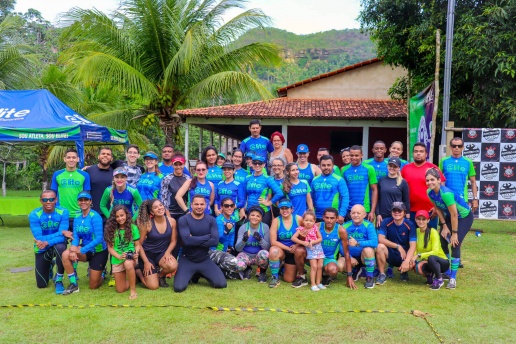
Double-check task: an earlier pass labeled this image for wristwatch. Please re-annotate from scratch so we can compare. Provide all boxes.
[347,272,353,277]
[417,254,421,258]
[452,230,458,233]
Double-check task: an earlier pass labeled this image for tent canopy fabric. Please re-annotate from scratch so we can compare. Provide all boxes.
[0,89,128,166]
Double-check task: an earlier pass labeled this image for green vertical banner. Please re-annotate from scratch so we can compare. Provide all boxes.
[409,82,435,161]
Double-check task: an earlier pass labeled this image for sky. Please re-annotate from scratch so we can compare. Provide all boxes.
[14,0,361,34]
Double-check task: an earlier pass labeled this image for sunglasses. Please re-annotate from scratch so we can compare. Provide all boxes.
[41,198,56,203]
[451,144,463,148]
[196,168,207,172]
[252,161,264,165]
[223,204,236,208]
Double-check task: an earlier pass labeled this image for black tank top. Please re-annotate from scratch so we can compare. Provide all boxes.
[142,217,172,254]
[166,175,189,215]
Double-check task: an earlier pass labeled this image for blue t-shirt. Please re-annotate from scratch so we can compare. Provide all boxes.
[363,158,388,181]
[298,163,316,185]
[215,180,245,209]
[287,180,312,217]
[341,220,378,257]
[137,172,163,200]
[320,222,341,259]
[341,163,378,212]
[72,210,107,254]
[243,173,284,212]
[29,206,69,253]
[439,156,476,200]
[311,173,349,218]
[239,136,274,161]
[276,216,299,247]
[378,217,416,251]
[189,179,214,214]
[206,166,223,185]
[234,168,249,184]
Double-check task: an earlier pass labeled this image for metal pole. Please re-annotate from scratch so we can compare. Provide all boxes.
[441,0,456,147]
[184,123,189,163]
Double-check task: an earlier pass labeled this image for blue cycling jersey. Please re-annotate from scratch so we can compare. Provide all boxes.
[341,220,378,257]
[214,213,238,251]
[137,172,163,200]
[72,209,107,254]
[206,166,223,185]
[234,168,250,184]
[189,179,214,214]
[215,180,245,209]
[320,222,341,259]
[439,156,475,200]
[363,158,389,181]
[240,136,274,161]
[29,206,69,253]
[243,173,284,212]
[311,173,349,218]
[287,180,311,217]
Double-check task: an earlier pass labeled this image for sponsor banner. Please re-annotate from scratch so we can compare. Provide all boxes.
[463,128,516,220]
[409,82,434,160]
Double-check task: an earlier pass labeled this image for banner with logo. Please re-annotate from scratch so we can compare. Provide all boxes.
[409,83,435,160]
[462,128,516,220]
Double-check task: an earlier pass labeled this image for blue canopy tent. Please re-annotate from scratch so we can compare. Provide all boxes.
[0,89,128,167]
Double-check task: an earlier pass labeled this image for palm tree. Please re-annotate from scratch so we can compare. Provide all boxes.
[59,0,281,143]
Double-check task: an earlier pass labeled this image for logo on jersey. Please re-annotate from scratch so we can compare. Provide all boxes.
[463,144,480,160]
[502,204,513,216]
[479,201,497,218]
[504,166,515,178]
[501,144,516,161]
[505,129,515,140]
[485,146,497,159]
[467,130,478,139]
[483,184,495,197]
[500,183,516,199]
[482,129,500,142]
[480,163,498,180]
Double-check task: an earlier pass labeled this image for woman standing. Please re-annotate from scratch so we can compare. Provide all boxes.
[268,131,293,169]
[202,146,223,185]
[175,161,215,215]
[425,168,474,289]
[376,157,410,226]
[137,152,163,201]
[61,192,108,295]
[340,147,351,168]
[137,199,178,289]
[100,168,143,220]
[388,141,408,168]
[282,163,313,218]
[160,153,191,222]
[232,149,250,184]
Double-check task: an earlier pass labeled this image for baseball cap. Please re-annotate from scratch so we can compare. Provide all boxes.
[171,156,186,164]
[297,144,309,153]
[77,191,92,200]
[244,152,254,159]
[222,162,235,169]
[391,202,406,212]
[113,167,128,177]
[415,210,430,219]
[252,155,266,163]
[278,199,293,208]
[143,152,158,160]
[248,205,264,217]
[218,152,226,159]
[388,157,401,168]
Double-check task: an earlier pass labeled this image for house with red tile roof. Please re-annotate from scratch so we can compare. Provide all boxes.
[177,58,408,163]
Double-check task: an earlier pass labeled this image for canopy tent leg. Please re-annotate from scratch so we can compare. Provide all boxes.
[75,140,85,168]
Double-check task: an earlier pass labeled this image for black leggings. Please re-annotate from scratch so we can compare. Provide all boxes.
[35,243,66,288]
[422,256,450,279]
[440,212,474,258]
[173,256,227,293]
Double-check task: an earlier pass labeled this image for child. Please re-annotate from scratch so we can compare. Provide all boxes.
[104,205,141,299]
[412,210,450,290]
[292,211,325,291]
[100,167,143,221]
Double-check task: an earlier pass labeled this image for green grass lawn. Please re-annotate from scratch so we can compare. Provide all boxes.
[1,189,40,198]
[1,220,515,343]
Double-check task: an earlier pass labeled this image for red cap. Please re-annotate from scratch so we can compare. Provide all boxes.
[415,210,430,219]
[171,156,186,164]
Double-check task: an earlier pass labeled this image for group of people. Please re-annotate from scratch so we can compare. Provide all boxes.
[29,119,477,297]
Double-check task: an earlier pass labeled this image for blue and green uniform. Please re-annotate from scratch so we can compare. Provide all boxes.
[239,136,274,161]
[341,220,378,258]
[100,185,143,220]
[111,224,140,265]
[439,156,476,201]
[51,169,91,218]
[137,172,163,200]
[298,163,316,185]
[363,158,388,181]
[207,165,223,185]
[427,186,471,219]
[189,179,213,214]
[320,222,340,266]
[341,163,377,212]
[215,180,245,209]
[72,210,107,255]
[29,206,69,253]
[234,168,250,184]
[276,216,299,247]
[158,162,191,177]
[311,173,349,219]
[286,180,311,217]
[243,173,284,212]
[215,214,238,252]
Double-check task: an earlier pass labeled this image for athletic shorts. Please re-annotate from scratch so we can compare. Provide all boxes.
[85,249,108,271]
[283,250,295,265]
[323,258,338,267]
[386,247,405,267]
[138,251,164,275]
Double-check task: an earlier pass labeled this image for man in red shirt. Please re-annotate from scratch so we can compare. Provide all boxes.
[401,142,445,229]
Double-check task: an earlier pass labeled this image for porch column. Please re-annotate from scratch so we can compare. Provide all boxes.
[185,123,189,163]
[199,127,203,159]
[281,124,288,145]
[362,126,369,160]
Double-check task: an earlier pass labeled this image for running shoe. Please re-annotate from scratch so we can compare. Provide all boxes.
[55,281,65,295]
[364,276,375,289]
[242,267,253,280]
[291,276,308,288]
[62,283,79,295]
[352,267,363,282]
[425,274,434,285]
[159,276,170,288]
[400,272,409,282]
[321,275,331,287]
[446,278,457,289]
[386,267,394,278]
[268,276,280,288]
[376,273,387,285]
[310,285,320,292]
[258,272,267,283]
[316,284,327,290]
[430,279,444,290]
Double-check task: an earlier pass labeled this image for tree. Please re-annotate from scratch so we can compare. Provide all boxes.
[58,0,281,144]
[359,0,515,127]
[0,0,15,21]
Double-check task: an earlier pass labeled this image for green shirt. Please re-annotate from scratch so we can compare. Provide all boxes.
[415,227,447,260]
[111,224,140,265]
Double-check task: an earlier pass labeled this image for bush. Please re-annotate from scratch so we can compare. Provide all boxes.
[4,162,42,191]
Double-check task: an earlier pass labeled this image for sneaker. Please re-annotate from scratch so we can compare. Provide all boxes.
[386,267,394,278]
[62,283,79,295]
[317,284,327,290]
[268,276,280,288]
[224,271,241,280]
[446,278,457,289]
[242,267,252,280]
[430,279,444,290]
[400,272,409,282]
[376,273,387,285]
[310,285,320,292]
[159,276,169,288]
[425,274,434,285]
[258,272,267,283]
[459,263,464,268]
[321,275,331,287]
[108,278,116,287]
[291,276,308,288]
[364,276,375,289]
[352,267,363,282]
[55,281,65,295]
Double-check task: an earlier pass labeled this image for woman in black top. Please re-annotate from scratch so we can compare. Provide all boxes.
[160,153,191,221]
[376,157,410,226]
